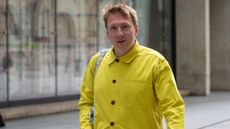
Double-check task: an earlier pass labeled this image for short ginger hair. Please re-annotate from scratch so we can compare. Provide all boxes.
[102,3,138,29]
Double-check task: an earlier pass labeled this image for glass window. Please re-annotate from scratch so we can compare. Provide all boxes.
[0,0,7,102]
[8,0,55,100]
[148,0,174,68]
[56,0,97,95]
[0,0,172,105]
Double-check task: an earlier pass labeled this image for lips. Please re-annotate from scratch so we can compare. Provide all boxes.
[117,40,126,43]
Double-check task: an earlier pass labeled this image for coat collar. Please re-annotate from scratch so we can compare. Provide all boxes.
[107,40,140,64]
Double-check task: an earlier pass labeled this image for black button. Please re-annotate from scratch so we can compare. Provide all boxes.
[112,80,116,84]
[111,100,115,105]
[115,58,119,62]
[110,121,115,126]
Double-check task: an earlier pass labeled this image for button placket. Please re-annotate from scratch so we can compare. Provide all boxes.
[115,58,119,62]
[108,58,120,128]
[112,79,116,84]
[111,100,115,105]
[110,121,115,126]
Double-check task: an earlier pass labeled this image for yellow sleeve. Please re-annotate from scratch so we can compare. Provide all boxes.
[78,54,98,129]
[154,60,185,129]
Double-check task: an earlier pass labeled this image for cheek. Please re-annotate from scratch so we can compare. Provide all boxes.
[128,31,136,38]
[107,32,112,38]
[107,33,116,41]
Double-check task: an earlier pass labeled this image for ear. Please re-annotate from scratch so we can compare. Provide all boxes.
[106,30,109,39]
[134,25,139,35]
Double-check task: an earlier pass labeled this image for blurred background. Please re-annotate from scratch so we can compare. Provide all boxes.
[0,0,230,128]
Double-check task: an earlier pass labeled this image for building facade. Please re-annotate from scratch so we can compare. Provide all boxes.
[1,0,229,107]
[176,0,230,95]
[1,0,174,107]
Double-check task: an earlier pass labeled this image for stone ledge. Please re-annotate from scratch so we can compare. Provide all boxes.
[0,90,189,120]
[0,100,79,120]
[179,89,191,96]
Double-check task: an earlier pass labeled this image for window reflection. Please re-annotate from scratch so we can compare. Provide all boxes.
[0,0,7,101]
[149,0,174,67]
[57,0,83,95]
[0,0,141,103]
[8,0,55,100]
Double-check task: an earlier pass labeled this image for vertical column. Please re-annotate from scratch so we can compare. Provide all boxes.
[176,0,210,95]
[210,0,230,90]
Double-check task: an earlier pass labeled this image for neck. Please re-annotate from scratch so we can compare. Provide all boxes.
[114,49,127,57]
[113,43,135,57]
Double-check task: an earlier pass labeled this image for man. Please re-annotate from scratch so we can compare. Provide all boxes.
[79,3,184,129]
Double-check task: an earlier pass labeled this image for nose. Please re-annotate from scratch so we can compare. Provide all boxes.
[116,27,124,37]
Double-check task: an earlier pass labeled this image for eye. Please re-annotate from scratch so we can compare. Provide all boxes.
[122,24,130,30]
[109,26,117,31]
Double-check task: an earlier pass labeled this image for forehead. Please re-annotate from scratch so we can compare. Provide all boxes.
[107,13,132,26]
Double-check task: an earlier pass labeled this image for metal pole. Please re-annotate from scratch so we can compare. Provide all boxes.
[54,0,58,97]
[5,0,9,103]
[171,0,176,76]
[96,0,100,51]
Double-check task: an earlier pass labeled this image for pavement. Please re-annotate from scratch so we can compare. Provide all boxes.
[1,91,230,129]
[184,91,230,129]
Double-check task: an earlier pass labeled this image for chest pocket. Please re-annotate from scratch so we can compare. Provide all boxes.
[121,77,153,110]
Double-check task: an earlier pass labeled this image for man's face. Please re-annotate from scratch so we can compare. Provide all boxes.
[106,13,138,56]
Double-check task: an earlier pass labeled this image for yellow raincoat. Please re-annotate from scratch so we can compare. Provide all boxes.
[79,41,184,129]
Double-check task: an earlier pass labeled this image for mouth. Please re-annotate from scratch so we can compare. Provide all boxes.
[116,40,126,43]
